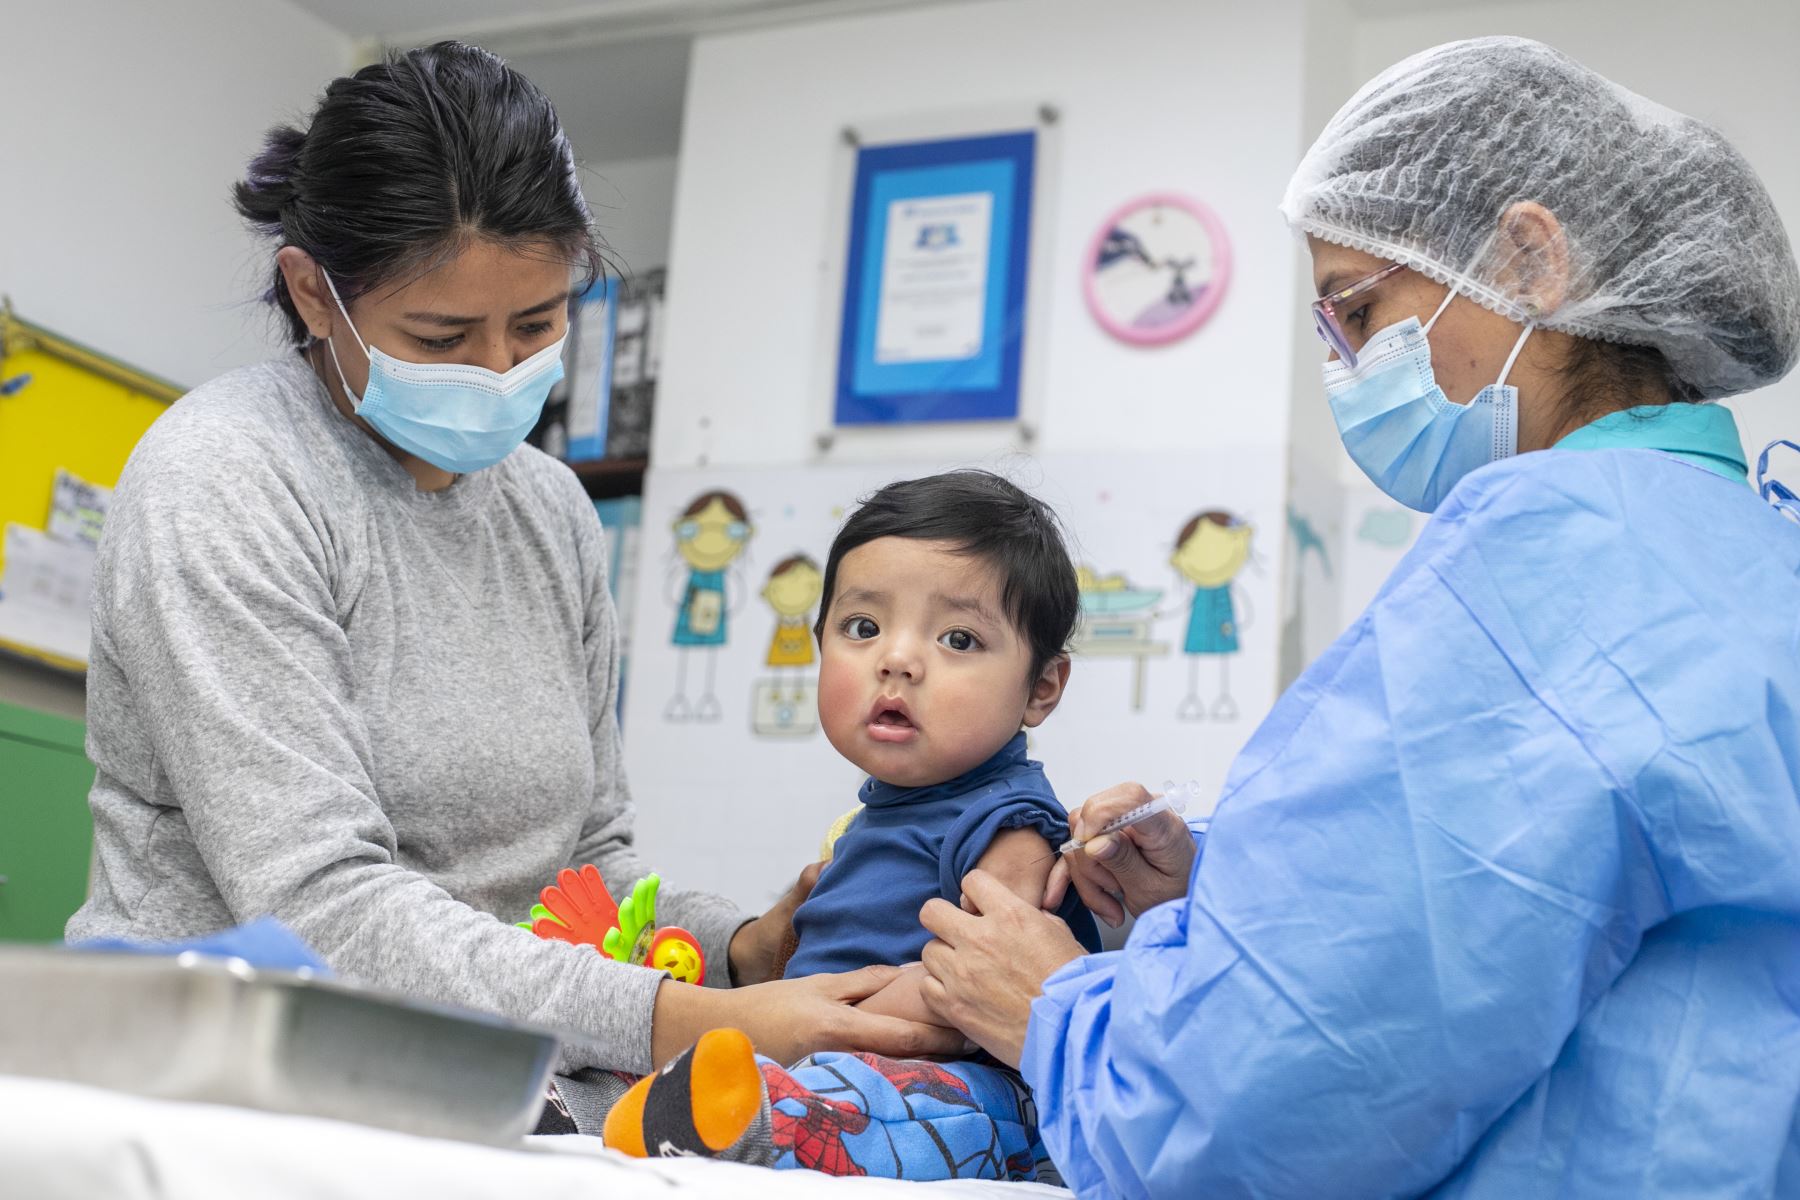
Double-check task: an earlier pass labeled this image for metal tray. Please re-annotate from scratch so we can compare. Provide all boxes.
[0,946,560,1143]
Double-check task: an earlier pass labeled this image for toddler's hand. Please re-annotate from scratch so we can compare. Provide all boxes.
[728,861,821,985]
[853,962,955,1031]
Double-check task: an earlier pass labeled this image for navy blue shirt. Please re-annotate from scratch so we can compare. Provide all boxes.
[784,733,1103,978]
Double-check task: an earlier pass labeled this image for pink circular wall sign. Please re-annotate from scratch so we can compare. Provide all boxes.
[1083,193,1232,346]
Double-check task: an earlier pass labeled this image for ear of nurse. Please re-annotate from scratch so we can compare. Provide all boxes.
[1308,201,1618,454]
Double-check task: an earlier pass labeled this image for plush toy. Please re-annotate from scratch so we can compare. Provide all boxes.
[520,864,707,985]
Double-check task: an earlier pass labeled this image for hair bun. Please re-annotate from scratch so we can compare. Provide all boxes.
[232,124,307,230]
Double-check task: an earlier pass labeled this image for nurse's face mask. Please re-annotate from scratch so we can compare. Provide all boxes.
[322,274,566,475]
[1320,271,1534,513]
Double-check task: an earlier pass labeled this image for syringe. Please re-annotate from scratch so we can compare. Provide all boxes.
[1058,780,1201,856]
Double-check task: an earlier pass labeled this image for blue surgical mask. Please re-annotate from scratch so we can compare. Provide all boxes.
[1322,286,1533,513]
[322,275,566,475]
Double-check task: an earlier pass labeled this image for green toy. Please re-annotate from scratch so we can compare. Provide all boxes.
[518,864,706,984]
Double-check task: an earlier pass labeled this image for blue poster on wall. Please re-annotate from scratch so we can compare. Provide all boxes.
[834,130,1036,426]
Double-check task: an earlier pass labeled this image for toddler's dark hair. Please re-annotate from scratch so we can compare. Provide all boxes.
[815,470,1079,679]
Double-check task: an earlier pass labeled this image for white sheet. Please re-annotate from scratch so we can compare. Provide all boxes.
[0,1074,1073,1199]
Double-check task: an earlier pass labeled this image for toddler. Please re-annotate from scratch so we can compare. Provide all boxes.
[605,470,1099,1182]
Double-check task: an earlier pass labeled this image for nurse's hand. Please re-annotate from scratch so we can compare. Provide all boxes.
[1043,783,1195,925]
[728,861,820,986]
[918,871,1088,1069]
[651,964,967,1069]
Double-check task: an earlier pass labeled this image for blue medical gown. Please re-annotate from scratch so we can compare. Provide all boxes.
[1022,449,1800,1199]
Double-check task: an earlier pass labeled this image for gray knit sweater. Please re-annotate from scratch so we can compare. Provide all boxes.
[67,355,744,1073]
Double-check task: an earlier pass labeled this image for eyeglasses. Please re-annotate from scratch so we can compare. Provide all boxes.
[1311,262,1405,368]
[1758,439,1800,523]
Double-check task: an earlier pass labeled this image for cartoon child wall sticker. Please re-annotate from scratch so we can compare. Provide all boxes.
[752,553,825,737]
[1171,510,1254,721]
[666,491,753,723]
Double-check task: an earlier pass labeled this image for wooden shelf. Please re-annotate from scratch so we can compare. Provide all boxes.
[570,456,648,500]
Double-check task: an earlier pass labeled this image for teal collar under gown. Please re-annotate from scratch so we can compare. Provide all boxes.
[1552,400,1749,481]
[1020,406,1800,1197]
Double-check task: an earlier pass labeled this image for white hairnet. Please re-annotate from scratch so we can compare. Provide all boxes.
[1281,36,1800,399]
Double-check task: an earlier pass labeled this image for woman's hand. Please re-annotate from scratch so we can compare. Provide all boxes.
[1043,783,1196,925]
[853,962,951,1028]
[653,963,968,1068]
[918,871,1088,1068]
[728,862,820,985]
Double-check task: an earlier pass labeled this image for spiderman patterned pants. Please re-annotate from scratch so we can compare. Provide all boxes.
[756,1051,1058,1184]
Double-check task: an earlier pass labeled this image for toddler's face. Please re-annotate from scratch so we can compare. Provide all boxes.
[817,537,1061,788]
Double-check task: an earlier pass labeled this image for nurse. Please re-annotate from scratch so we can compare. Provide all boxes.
[917,37,1800,1197]
[67,42,959,1079]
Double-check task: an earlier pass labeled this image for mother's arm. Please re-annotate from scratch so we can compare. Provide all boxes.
[97,442,683,1074]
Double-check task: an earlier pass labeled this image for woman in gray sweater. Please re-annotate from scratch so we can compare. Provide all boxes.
[67,41,956,1079]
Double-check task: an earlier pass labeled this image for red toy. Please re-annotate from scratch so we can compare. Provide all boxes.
[521,865,707,985]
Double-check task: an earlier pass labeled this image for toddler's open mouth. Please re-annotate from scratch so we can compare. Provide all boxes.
[867,697,918,743]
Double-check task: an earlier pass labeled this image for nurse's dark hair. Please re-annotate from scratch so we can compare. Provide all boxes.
[815,471,1079,681]
[233,41,606,346]
[1552,337,1685,426]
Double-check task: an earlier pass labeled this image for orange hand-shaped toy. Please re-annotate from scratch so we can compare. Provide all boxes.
[521,866,707,985]
[531,865,620,948]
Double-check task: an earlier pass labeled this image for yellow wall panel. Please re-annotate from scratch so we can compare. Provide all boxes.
[0,310,178,665]
[0,348,170,573]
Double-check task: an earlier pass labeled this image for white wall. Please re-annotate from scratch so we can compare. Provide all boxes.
[581,156,681,273]
[0,0,349,719]
[0,0,350,392]
[654,0,1310,471]
[511,32,690,273]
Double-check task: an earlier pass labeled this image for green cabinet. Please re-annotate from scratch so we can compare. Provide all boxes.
[0,701,94,941]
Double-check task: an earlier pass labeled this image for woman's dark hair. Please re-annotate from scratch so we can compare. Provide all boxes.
[234,41,606,346]
[815,470,1079,680]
